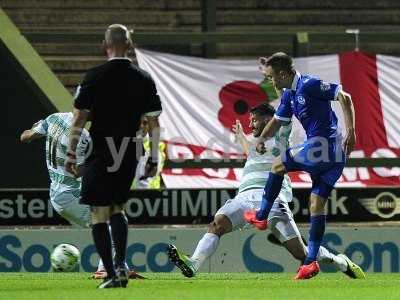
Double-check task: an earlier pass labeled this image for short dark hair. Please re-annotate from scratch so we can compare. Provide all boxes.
[262,52,294,73]
[105,24,133,48]
[250,103,275,117]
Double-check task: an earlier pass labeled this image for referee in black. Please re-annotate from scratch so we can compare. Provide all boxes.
[66,24,162,288]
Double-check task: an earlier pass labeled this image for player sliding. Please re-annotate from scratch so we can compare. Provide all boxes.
[20,112,144,279]
[245,52,358,280]
[167,103,365,279]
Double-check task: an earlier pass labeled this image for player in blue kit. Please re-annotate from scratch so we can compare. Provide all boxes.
[245,52,357,280]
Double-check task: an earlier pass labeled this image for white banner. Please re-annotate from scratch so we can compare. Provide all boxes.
[136,49,400,188]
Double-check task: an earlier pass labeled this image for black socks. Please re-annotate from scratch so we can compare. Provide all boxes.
[110,213,128,268]
[92,222,116,277]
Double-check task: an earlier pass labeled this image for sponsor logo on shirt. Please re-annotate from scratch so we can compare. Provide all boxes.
[296,95,306,105]
[320,81,331,91]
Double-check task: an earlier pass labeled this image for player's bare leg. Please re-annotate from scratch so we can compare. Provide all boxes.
[283,237,308,261]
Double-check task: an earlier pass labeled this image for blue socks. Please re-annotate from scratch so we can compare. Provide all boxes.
[256,173,284,220]
[304,215,326,265]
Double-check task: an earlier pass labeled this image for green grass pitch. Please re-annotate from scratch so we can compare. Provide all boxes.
[1,273,398,300]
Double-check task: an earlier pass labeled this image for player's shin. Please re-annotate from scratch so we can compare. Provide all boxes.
[191,233,220,272]
[304,215,326,265]
[257,173,284,220]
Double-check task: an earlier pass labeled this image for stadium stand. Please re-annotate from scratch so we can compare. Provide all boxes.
[2,0,400,93]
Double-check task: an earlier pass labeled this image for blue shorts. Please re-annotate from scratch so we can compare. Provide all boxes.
[282,138,346,198]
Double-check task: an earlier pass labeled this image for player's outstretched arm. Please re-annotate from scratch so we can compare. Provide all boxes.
[260,117,282,139]
[337,90,356,155]
[255,117,282,154]
[20,129,44,143]
[20,120,46,143]
[232,119,250,154]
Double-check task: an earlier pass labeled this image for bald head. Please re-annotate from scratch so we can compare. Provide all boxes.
[104,24,133,52]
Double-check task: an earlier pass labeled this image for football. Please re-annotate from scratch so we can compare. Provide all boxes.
[50,244,80,272]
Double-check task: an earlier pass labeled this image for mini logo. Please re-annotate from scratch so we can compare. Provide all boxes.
[297,96,305,105]
[358,192,400,219]
[320,81,331,91]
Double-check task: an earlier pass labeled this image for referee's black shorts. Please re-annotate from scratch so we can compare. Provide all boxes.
[80,138,138,206]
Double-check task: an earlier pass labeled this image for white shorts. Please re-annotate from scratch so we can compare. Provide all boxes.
[51,191,90,228]
[215,189,300,243]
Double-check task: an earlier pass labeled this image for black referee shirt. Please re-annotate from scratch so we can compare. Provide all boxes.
[74,58,162,139]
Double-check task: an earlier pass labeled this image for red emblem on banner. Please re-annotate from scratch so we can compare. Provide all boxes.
[218,81,268,134]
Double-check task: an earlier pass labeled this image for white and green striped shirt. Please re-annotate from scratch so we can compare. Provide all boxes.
[238,124,292,202]
[32,113,90,201]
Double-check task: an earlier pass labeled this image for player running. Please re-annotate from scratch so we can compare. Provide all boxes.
[167,103,364,279]
[245,52,357,280]
[20,112,144,279]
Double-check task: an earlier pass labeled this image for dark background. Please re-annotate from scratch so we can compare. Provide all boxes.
[1,40,54,188]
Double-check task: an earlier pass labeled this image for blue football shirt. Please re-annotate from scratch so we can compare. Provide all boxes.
[275,71,342,139]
